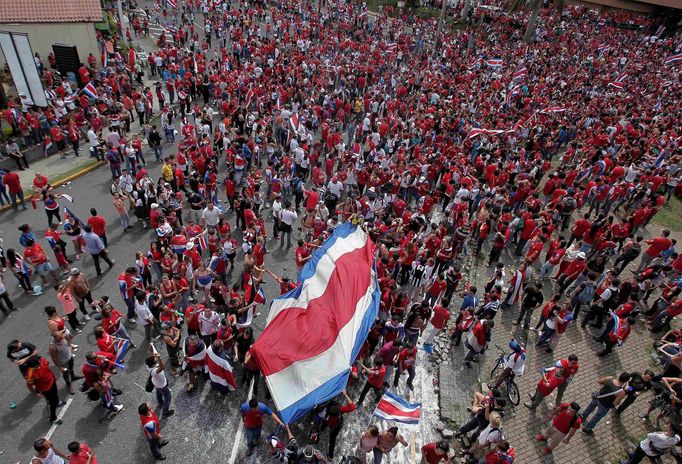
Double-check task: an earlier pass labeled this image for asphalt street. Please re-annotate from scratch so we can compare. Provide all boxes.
[0,4,441,463]
[0,120,438,464]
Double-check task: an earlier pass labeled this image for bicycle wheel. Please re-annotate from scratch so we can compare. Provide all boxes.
[490,356,503,379]
[507,380,520,406]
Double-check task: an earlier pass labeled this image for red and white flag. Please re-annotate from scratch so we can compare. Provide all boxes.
[373,391,421,424]
[206,345,237,393]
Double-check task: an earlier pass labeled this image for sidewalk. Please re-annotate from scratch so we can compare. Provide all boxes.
[437,223,682,464]
[0,27,166,213]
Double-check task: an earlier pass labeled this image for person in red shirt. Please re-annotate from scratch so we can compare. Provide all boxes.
[67,441,99,464]
[239,398,285,455]
[393,340,417,390]
[49,124,66,157]
[535,402,582,454]
[524,366,565,409]
[23,238,60,289]
[420,440,451,464]
[3,168,27,211]
[295,239,312,272]
[357,358,387,405]
[424,273,447,306]
[423,297,451,345]
[87,208,108,247]
[637,229,672,272]
[25,356,62,423]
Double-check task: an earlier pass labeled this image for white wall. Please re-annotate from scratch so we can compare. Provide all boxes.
[0,22,100,69]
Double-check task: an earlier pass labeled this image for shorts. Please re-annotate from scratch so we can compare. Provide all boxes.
[56,139,66,151]
[35,262,54,275]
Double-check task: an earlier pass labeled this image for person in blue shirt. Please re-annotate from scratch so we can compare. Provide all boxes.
[240,398,284,455]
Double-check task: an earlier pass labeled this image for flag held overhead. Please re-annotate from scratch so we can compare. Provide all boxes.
[251,223,380,424]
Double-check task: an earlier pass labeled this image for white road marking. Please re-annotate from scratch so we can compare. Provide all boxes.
[45,397,73,439]
[227,379,254,464]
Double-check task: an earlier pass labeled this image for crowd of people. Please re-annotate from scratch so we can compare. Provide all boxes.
[1,0,682,462]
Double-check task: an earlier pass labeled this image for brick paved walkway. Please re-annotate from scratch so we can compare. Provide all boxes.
[438,219,682,464]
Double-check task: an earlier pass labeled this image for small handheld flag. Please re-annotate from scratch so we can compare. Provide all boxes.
[373,391,422,424]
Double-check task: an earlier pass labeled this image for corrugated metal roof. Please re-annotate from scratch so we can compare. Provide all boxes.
[0,0,103,23]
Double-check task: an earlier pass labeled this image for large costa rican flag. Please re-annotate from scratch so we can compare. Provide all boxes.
[206,345,237,393]
[251,223,380,424]
[373,391,422,424]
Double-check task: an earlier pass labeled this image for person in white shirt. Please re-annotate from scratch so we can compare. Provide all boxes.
[201,202,221,228]
[623,425,680,463]
[119,171,135,195]
[279,202,298,248]
[134,292,156,342]
[468,412,504,460]
[198,306,220,346]
[491,339,525,389]
[145,351,174,417]
[327,178,343,198]
[272,196,283,240]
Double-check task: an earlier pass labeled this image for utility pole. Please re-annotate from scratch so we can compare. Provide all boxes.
[432,0,449,59]
[117,0,128,43]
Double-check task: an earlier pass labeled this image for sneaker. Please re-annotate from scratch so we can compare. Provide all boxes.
[162,409,175,417]
[187,383,194,392]
[113,404,124,413]
[582,428,594,435]
[129,318,137,324]
[51,419,63,425]
[57,400,66,407]
[155,455,166,461]
[542,447,553,455]
[83,314,91,321]
[535,434,546,441]
[71,344,79,348]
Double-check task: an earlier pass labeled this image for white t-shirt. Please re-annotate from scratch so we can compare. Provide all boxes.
[640,432,680,456]
[134,300,154,326]
[504,352,526,376]
[199,311,220,336]
[149,365,167,389]
[280,209,298,226]
[202,207,221,227]
[477,424,503,446]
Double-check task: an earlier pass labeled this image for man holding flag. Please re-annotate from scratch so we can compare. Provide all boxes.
[240,397,285,456]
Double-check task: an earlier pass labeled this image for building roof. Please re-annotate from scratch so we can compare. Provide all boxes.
[0,0,103,24]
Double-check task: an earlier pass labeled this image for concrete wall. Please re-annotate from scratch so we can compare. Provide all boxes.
[0,22,99,69]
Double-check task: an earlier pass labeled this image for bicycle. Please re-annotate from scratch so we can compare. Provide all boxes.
[489,345,520,406]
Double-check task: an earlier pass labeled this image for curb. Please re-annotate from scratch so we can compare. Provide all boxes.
[0,160,107,214]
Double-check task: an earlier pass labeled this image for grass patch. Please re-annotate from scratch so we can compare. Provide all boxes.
[652,195,682,230]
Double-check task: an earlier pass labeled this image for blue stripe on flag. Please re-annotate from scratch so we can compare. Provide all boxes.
[275,370,351,424]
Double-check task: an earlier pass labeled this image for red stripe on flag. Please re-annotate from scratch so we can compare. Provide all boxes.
[255,243,373,376]
[377,400,421,418]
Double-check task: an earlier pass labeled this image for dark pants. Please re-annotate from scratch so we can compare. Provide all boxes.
[155,385,172,415]
[623,444,658,463]
[61,358,76,386]
[77,291,93,315]
[245,426,262,449]
[516,304,535,328]
[66,311,80,330]
[0,292,14,314]
[146,437,163,459]
[42,381,60,422]
[91,251,113,276]
[46,207,61,226]
[358,381,384,404]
